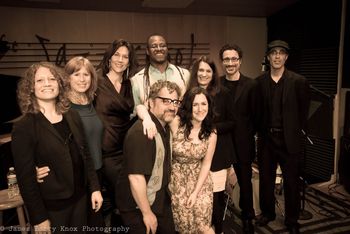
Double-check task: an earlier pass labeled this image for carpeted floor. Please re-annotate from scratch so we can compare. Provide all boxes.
[223,184,350,234]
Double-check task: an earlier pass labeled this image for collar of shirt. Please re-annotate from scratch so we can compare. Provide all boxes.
[269,73,285,85]
[149,63,176,80]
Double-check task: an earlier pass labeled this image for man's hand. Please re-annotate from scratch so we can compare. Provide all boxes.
[128,174,157,233]
[143,211,158,234]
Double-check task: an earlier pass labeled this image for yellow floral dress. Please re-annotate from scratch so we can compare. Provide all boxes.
[169,127,213,233]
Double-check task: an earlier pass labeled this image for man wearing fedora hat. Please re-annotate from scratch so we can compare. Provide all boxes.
[255,40,310,234]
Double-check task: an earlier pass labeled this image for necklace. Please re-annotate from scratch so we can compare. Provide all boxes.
[68,91,88,105]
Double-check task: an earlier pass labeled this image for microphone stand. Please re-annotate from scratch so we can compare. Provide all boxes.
[299,130,313,220]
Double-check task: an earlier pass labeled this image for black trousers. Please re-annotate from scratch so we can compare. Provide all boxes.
[233,161,255,220]
[102,155,124,228]
[48,193,88,233]
[257,132,300,227]
[102,155,123,208]
[212,191,225,233]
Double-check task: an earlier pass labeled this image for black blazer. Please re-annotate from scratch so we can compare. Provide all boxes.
[11,109,100,225]
[256,69,310,154]
[211,86,235,171]
[221,74,259,164]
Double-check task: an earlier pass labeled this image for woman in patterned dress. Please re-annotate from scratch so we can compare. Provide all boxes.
[187,56,235,233]
[169,87,217,233]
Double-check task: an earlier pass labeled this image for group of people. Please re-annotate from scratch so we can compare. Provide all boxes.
[11,33,310,234]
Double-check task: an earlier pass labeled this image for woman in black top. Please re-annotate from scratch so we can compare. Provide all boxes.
[12,62,102,232]
[94,39,138,225]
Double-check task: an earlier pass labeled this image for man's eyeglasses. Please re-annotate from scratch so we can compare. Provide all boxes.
[149,44,167,50]
[222,57,240,64]
[156,96,181,107]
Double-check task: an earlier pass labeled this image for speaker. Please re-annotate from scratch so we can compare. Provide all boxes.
[307,87,333,139]
[344,91,350,137]
[338,136,350,193]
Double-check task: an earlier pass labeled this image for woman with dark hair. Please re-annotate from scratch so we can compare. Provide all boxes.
[169,87,217,234]
[94,39,138,225]
[187,56,221,96]
[188,56,235,234]
[12,62,102,232]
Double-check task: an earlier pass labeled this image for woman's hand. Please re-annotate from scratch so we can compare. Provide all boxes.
[91,191,103,212]
[186,192,198,208]
[142,117,157,140]
[34,219,51,233]
[36,166,50,183]
[225,166,237,195]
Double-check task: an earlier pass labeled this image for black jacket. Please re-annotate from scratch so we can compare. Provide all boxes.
[11,109,100,225]
[211,86,235,171]
[256,69,310,154]
[221,74,259,164]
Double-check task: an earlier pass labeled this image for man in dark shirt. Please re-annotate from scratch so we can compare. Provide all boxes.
[219,44,259,234]
[255,40,310,234]
[116,80,181,234]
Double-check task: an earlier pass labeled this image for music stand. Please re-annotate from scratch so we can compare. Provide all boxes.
[299,130,313,220]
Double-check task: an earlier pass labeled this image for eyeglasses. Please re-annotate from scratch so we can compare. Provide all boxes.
[222,57,240,64]
[149,44,167,50]
[156,96,181,107]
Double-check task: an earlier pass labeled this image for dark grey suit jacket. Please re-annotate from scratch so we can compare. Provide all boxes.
[11,109,100,225]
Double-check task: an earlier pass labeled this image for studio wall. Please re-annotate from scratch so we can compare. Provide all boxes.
[0,6,267,78]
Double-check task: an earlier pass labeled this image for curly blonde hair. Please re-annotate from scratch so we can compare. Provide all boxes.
[17,62,70,114]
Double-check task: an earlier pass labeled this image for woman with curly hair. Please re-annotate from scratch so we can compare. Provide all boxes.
[11,62,102,232]
[169,87,217,234]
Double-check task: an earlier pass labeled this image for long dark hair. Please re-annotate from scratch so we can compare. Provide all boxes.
[178,87,215,140]
[98,39,138,80]
[188,56,220,96]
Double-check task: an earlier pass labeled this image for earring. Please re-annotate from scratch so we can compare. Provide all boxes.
[126,67,129,78]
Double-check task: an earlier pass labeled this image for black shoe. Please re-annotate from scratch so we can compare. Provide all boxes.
[287,225,300,234]
[242,219,254,234]
[255,215,275,226]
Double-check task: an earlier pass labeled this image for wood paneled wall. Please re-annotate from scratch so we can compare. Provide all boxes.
[0,7,267,78]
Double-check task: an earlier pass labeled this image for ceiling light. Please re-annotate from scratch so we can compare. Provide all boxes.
[142,0,194,8]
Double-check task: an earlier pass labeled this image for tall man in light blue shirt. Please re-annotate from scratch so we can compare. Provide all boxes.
[131,34,190,138]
